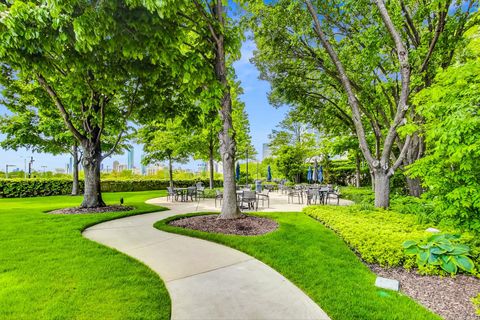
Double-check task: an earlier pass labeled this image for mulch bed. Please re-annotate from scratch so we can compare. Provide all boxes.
[370,265,480,320]
[49,205,134,215]
[169,214,278,236]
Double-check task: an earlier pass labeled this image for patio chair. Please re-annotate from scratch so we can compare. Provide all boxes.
[215,189,223,207]
[287,188,303,204]
[167,187,178,202]
[306,188,317,205]
[186,187,197,201]
[326,187,341,205]
[195,182,205,200]
[240,190,258,210]
[257,189,270,208]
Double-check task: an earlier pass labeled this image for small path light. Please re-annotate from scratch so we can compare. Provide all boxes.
[120,197,124,205]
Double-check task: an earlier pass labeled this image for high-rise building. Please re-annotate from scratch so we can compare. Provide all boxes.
[113,160,120,172]
[127,149,134,170]
[262,143,272,160]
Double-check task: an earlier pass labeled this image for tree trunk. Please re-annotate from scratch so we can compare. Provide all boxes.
[71,144,80,196]
[406,177,423,197]
[355,152,361,188]
[168,156,174,189]
[370,171,375,192]
[209,147,214,189]
[81,143,105,208]
[212,2,241,219]
[374,170,390,208]
[403,133,424,197]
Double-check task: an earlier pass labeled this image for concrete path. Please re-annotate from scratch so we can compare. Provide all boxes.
[83,193,348,319]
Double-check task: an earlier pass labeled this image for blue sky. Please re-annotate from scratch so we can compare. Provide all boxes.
[0,38,287,173]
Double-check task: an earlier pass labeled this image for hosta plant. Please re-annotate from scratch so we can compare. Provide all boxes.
[403,234,475,275]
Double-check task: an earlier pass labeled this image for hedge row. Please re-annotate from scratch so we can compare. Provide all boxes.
[303,205,479,275]
[0,179,224,198]
[303,205,432,269]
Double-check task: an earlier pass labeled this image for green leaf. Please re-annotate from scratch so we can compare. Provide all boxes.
[405,247,419,255]
[440,257,457,274]
[453,255,475,273]
[417,251,429,266]
[402,240,417,248]
[448,244,470,255]
[430,247,447,255]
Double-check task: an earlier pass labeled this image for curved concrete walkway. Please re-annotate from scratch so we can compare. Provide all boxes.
[83,193,347,319]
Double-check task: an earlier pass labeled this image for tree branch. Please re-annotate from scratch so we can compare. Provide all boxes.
[420,0,451,72]
[305,0,376,166]
[36,74,86,142]
[374,0,411,167]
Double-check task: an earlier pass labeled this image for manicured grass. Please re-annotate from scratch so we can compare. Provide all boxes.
[0,191,170,320]
[155,212,440,320]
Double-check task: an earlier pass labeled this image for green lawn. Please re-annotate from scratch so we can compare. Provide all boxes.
[0,191,170,320]
[156,212,440,320]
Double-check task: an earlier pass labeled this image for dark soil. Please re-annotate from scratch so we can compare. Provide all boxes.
[169,214,278,236]
[49,205,134,215]
[370,265,480,320]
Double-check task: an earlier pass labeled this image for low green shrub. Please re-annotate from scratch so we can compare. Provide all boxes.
[304,205,440,269]
[339,186,374,204]
[390,195,435,217]
[472,294,480,316]
[403,234,476,275]
[0,178,223,198]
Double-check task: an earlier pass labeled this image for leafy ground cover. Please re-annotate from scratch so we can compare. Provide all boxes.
[156,212,440,320]
[0,191,170,320]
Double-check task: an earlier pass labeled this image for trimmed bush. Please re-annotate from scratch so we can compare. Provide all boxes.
[0,179,84,198]
[304,205,437,268]
[0,179,223,198]
[473,294,480,316]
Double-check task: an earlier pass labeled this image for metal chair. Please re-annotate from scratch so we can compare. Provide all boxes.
[257,189,270,208]
[287,188,303,204]
[214,189,223,207]
[186,187,196,201]
[195,182,205,200]
[167,187,178,202]
[326,187,341,205]
[240,190,258,210]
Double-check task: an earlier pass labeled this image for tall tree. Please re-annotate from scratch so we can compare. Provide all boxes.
[139,118,192,189]
[249,0,478,207]
[188,1,245,219]
[0,1,182,207]
[268,117,317,182]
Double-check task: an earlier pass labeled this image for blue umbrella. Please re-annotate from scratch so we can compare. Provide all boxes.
[307,166,312,182]
[267,165,272,182]
[318,165,324,183]
[312,160,318,183]
[236,162,240,181]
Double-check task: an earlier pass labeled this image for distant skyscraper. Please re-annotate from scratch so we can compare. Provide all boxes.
[262,143,272,160]
[127,149,134,169]
[113,160,120,172]
[140,154,146,175]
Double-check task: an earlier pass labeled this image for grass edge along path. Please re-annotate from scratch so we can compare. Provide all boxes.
[155,212,441,320]
[0,191,170,320]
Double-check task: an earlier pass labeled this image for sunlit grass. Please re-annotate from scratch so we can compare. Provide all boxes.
[0,191,170,319]
[156,211,440,320]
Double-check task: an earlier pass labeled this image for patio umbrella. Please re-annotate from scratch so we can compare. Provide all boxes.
[307,166,312,183]
[267,165,272,182]
[236,162,240,181]
[318,165,324,183]
[312,160,318,183]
